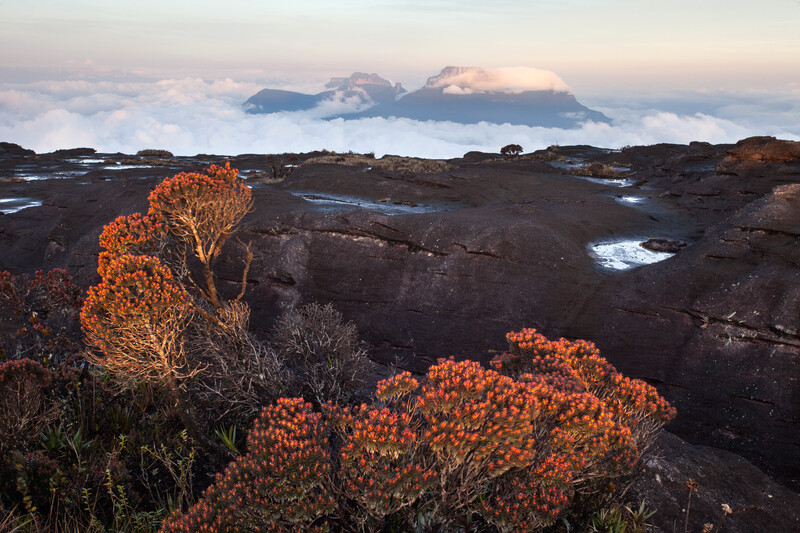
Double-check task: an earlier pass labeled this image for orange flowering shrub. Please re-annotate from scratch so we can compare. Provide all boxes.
[164,333,674,533]
[492,328,675,451]
[161,398,335,533]
[148,163,252,309]
[97,213,166,276]
[80,254,194,384]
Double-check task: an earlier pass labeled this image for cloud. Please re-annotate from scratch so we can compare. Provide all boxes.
[0,77,798,159]
[425,66,572,94]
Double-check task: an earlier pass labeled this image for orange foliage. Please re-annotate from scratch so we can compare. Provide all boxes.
[80,254,194,384]
[493,328,676,448]
[163,331,675,532]
[97,213,165,276]
[146,163,252,310]
[148,163,251,267]
[161,398,335,533]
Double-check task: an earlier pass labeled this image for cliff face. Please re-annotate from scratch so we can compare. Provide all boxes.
[0,137,798,490]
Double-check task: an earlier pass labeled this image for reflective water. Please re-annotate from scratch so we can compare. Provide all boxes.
[590,239,675,270]
[615,195,646,205]
[0,197,42,214]
[13,172,85,181]
[288,191,445,215]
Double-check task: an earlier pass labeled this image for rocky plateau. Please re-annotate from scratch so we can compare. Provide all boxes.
[1,136,799,531]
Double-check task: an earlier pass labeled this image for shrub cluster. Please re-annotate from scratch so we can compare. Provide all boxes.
[163,330,674,532]
[0,269,197,531]
[82,163,376,443]
[1,162,675,532]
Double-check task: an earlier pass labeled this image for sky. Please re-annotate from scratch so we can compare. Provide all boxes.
[0,0,798,156]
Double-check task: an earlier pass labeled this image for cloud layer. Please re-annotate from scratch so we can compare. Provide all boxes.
[0,77,798,159]
[426,66,572,94]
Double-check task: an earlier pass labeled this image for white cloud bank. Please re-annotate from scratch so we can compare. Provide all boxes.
[0,77,798,159]
[426,66,572,94]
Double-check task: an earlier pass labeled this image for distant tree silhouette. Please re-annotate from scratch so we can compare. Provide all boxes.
[501,144,523,159]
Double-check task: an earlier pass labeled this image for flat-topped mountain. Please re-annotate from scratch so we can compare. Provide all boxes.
[243,71,406,115]
[244,66,609,128]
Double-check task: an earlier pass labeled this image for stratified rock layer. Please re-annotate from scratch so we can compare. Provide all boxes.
[0,138,798,492]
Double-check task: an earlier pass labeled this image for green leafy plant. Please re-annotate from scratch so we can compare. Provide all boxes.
[213,425,240,454]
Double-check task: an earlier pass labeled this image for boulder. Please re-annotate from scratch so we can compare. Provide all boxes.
[631,431,800,533]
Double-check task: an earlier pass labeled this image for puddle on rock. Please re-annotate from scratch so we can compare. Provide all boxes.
[615,195,646,205]
[13,171,85,181]
[550,161,631,174]
[288,191,444,215]
[0,197,43,214]
[590,239,675,270]
[103,164,154,170]
[574,175,636,187]
[65,158,107,164]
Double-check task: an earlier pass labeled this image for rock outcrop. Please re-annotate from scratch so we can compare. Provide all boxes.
[0,137,798,493]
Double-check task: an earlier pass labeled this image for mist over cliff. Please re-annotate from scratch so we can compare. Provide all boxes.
[244,66,609,128]
[0,68,797,157]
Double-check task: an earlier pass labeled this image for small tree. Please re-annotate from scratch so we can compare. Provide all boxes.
[501,144,523,159]
[82,164,265,450]
[147,163,253,311]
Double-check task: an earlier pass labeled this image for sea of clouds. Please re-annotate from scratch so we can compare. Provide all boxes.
[1,77,798,158]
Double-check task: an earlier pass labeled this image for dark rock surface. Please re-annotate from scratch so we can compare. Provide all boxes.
[1,138,798,498]
[0,142,35,156]
[631,431,800,533]
[725,135,800,163]
[640,238,687,253]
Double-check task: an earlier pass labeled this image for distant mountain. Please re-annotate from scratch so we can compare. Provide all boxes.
[244,66,609,128]
[243,72,405,115]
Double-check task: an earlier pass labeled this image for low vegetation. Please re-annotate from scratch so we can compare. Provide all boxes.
[0,163,675,532]
[303,152,452,173]
[136,149,175,158]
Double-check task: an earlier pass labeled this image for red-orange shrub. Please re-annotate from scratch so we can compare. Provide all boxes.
[148,164,250,260]
[161,398,335,532]
[163,332,674,532]
[80,254,194,384]
[492,328,675,451]
[97,213,166,276]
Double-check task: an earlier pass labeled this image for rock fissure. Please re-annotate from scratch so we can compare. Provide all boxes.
[310,228,449,256]
[665,307,800,348]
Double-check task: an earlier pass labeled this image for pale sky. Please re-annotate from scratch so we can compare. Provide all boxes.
[1,0,799,94]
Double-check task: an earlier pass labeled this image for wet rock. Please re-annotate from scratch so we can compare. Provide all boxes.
[1,140,799,492]
[576,183,800,489]
[640,238,687,253]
